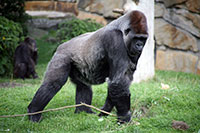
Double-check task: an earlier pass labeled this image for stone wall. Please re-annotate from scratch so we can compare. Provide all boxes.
[155,0,200,75]
[25,1,79,15]
[77,0,126,24]
[77,0,125,19]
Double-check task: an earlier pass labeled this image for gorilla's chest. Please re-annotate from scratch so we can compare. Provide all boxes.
[70,48,109,85]
[70,60,109,85]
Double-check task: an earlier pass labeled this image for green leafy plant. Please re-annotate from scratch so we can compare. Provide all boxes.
[0,16,24,77]
[56,18,103,43]
[0,0,28,23]
[0,0,30,36]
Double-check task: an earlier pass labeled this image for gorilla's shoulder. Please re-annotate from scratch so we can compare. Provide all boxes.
[101,28,123,43]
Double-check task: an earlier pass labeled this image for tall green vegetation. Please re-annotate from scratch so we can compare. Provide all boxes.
[0,17,24,77]
[0,0,28,77]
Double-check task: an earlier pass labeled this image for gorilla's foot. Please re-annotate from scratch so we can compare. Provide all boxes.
[117,111,132,124]
[33,73,38,79]
[98,110,109,117]
[75,106,96,114]
[27,108,42,122]
[98,112,107,117]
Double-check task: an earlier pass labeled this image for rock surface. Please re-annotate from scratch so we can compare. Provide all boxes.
[77,11,107,25]
[155,19,198,52]
[27,18,67,30]
[25,1,79,15]
[156,50,198,74]
[27,26,48,39]
[163,8,200,38]
[155,1,200,75]
[78,0,126,18]
[163,0,186,7]
[182,11,200,30]
[186,0,200,13]
[197,61,200,75]
[26,11,75,19]
[155,3,165,17]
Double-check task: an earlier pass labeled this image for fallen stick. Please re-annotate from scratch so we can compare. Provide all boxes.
[0,103,116,118]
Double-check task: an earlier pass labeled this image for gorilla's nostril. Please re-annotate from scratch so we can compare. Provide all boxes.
[136,41,143,47]
[135,42,144,52]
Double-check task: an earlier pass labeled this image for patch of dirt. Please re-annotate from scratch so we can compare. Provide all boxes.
[172,120,189,130]
[140,106,148,114]
[0,82,23,88]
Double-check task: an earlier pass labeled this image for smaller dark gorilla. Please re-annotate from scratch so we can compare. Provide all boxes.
[13,37,38,79]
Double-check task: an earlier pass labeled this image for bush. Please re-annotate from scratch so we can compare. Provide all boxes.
[0,0,28,23]
[0,0,30,36]
[0,16,24,77]
[56,18,103,43]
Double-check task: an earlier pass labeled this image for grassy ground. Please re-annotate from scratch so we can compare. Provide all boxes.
[0,37,200,132]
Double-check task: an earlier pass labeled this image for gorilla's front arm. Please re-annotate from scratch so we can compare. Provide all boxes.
[28,10,148,123]
[100,30,134,122]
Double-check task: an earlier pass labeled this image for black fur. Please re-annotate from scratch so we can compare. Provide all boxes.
[27,10,148,123]
[14,37,38,79]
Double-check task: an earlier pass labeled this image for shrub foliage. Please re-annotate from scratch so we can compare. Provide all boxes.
[0,16,24,77]
[0,0,27,23]
[56,18,103,43]
[0,0,29,35]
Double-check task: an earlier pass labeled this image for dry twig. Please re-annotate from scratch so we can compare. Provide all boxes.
[0,103,116,118]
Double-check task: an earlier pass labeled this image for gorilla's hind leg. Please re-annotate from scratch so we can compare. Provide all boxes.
[73,80,95,114]
[27,55,71,122]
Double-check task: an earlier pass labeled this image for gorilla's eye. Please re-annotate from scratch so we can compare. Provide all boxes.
[124,28,131,36]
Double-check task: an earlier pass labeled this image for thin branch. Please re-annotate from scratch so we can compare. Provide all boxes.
[81,103,116,117]
[0,103,116,118]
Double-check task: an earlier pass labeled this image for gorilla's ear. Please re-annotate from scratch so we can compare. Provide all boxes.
[124,28,131,36]
[129,11,148,35]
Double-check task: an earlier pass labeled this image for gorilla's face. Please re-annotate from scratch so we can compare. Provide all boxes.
[124,28,148,58]
[128,34,148,56]
[26,37,38,52]
[123,10,148,61]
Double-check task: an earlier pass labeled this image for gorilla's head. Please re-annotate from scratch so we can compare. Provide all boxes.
[124,11,148,60]
[25,37,37,52]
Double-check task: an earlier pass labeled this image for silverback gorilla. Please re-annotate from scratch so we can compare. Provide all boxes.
[14,37,38,79]
[28,10,148,123]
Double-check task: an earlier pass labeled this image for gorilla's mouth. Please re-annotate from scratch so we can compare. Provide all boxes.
[128,50,141,57]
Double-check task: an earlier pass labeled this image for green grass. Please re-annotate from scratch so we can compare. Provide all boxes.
[0,37,200,132]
